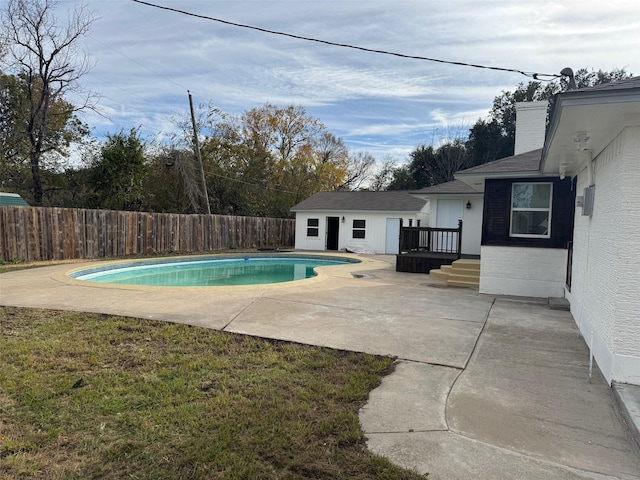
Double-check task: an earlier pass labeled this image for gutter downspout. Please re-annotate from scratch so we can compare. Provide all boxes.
[586,149,594,187]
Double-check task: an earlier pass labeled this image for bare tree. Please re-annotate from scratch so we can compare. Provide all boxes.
[337,151,376,191]
[1,0,97,204]
[0,36,7,61]
[315,132,348,165]
[170,148,202,213]
[369,155,397,191]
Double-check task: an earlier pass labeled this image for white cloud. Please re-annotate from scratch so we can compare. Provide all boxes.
[46,0,640,159]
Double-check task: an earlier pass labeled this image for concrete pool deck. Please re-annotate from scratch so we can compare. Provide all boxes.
[1,253,639,479]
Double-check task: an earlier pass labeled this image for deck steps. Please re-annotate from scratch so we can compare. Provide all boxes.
[430,259,480,289]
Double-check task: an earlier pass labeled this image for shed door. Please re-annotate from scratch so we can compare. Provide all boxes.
[385,218,401,254]
[326,217,340,251]
[435,199,463,252]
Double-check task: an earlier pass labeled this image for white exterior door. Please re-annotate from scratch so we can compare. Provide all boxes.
[384,218,400,255]
[435,199,463,252]
[385,218,401,254]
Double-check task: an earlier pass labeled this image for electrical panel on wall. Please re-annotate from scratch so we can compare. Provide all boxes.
[582,186,595,216]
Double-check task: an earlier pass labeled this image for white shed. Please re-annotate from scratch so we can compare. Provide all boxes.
[290,191,429,254]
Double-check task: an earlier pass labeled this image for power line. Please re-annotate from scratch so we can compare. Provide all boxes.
[209,170,296,194]
[88,34,190,91]
[131,0,561,80]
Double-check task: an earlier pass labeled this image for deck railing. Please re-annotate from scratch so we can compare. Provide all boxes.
[398,219,463,257]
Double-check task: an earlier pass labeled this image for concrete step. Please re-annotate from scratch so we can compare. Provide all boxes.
[430,260,480,288]
[447,267,480,277]
[429,269,450,281]
[447,278,480,288]
[431,261,480,286]
[452,259,481,271]
[548,297,570,311]
[448,273,480,283]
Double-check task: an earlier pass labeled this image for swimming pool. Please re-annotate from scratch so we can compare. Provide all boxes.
[68,254,359,287]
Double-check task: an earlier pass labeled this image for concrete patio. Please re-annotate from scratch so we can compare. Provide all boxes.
[1,253,638,479]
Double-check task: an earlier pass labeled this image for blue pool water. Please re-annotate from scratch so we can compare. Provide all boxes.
[69,255,359,286]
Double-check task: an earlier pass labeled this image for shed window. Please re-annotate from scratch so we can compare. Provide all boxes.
[510,183,552,238]
[307,218,319,237]
[352,219,366,239]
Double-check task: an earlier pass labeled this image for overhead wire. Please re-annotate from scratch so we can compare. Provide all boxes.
[208,170,296,194]
[130,0,562,80]
[82,36,320,194]
[88,34,191,92]
[93,0,565,194]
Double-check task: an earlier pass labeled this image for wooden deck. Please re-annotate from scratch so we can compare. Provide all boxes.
[395,220,463,274]
[396,251,460,273]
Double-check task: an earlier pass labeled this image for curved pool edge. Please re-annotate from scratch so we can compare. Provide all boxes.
[57,252,388,291]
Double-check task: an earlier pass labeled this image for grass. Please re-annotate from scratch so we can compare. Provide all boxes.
[0,259,33,274]
[0,307,427,479]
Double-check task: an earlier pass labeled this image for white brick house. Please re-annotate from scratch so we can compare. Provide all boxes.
[541,78,640,386]
[455,80,640,386]
[455,101,574,299]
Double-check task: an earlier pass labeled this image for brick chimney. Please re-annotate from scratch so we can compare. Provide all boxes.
[514,101,548,155]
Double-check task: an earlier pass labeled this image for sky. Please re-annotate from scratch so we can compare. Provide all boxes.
[52,0,640,162]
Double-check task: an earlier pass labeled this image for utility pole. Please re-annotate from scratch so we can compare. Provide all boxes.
[188,90,211,215]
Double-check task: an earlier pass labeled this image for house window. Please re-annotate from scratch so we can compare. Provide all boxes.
[510,183,552,238]
[352,219,366,239]
[307,218,319,237]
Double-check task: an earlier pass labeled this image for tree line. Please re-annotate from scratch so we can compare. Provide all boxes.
[0,0,631,216]
[382,67,630,191]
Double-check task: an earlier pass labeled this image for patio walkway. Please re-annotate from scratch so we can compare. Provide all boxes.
[1,254,638,479]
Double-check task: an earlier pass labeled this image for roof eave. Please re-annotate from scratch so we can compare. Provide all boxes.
[455,170,546,192]
[541,88,640,176]
[411,191,484,196]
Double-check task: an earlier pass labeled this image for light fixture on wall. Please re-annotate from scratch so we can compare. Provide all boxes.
[574,132,590,151]
[341,216,345,223]
[466,200,471,209]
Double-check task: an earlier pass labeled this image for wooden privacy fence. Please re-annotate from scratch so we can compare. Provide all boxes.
[0,206,296,262]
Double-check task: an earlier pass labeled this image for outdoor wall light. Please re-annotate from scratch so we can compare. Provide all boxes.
[341,216,345,222]
[466,201,472,209]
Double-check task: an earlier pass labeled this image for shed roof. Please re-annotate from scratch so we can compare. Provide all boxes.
[0,192,30,206]
[291,191,427,212]
[410,179,482,195]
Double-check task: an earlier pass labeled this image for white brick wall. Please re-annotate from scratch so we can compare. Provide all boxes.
[479,246,567,298]
[514,101,548,155]
[566,126,640,385]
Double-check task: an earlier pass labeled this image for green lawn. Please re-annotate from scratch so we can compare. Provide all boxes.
[0,307,427,479]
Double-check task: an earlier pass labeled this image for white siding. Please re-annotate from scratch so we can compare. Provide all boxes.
[426,196,483,256]
[294,212,327,251]
[565,126,640,385]
[479,246,567,298]
[294,209,429,254]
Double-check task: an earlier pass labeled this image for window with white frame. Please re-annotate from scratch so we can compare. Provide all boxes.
[352,219,366,239]
[307,218,319,237]
[510,183,552,238]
